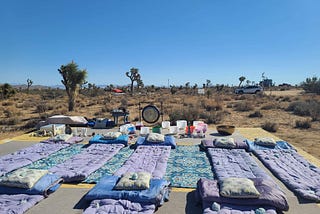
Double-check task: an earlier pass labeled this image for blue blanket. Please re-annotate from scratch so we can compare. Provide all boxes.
[89,134,129,146]
[0,173,62,197]
[133,135,176,149]
[84,175,170,206]
[246,140,294,152]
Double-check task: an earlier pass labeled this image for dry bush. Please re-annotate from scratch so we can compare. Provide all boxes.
[295,120,312,129]
[3,107,21,118]
[169,106,200,123]
[248,111,263,118]
[0,117,20,125]
[200,99,223,112]
[2,101,14,106]
[234,101,254,112]
[287,100,320,120]
[261,122,279,132]
[199,111,226,124]
[35,102,49,113]
[260,102,280,110]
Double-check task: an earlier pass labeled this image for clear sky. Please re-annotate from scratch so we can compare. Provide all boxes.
[1,0,319,87]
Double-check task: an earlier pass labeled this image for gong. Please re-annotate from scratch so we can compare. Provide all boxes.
[142,105,160,123]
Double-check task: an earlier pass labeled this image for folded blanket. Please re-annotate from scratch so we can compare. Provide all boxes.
[254,149,320,202]
[200,139,248,151]
[133,135,176,149]
[83,199,156,214]
[0,168,48,189]
[89,134,129,146]
[0,194,44,214]
[0,173,62,197]
[196,178,289,211]
[84,175,170,206]
[246,140,295,152]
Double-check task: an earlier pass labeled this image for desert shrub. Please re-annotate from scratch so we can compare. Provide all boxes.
[281,96,291,102]
[0,117,20,125]
[295,120,312,129]
[201,99,223,112]
[199,111,226,124]
[287,100,320,119]
[261,102,279,110]
[234,101,254,112]
[36,102,48,113]
[2,101,14,106]
[261,122,279,132]
[248,111,263,118]
[169,107,200,123]
[301,76,320,94]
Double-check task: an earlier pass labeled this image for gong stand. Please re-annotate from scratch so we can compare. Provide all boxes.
[138,101,163,124]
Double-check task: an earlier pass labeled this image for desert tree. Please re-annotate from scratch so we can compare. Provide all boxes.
[206,79,211,88]
[0,83,16,99]
[301,76,320,94]
[126,67,141,95]
[238,76,246,87]
[27,78,33,93]
[58,61,87,111]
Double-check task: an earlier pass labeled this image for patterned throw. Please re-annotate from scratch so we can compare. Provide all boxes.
[84,147,134,183]
[26,144,84,170]
[164,145,213,188]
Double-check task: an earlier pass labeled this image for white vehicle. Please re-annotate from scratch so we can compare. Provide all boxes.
[235,85,263,94]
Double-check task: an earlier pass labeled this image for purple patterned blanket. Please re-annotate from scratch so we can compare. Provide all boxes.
[202,148,289,212]
[254,149,320,202]
[201,201,277,214]
[0,194,44,214]
[0,143,69,177]
[83,199,156,214]
[196,178,288,211]
[207,148,270,180]
[114,146,171,179]
[49,144,124,182]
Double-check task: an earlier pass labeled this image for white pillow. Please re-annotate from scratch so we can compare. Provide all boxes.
[214,137,236,148]
[146,133,165,143]
[254,137,276,147]
[102,132,122,140]
[219,177,260,199]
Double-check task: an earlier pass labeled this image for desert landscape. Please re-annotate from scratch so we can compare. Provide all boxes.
[1,86,319,159]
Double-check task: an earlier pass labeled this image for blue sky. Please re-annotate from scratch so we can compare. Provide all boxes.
[1,0,319,87]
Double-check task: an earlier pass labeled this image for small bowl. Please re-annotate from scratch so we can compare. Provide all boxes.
[216,125,235,136]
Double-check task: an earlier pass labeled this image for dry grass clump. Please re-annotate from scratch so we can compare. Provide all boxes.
[248,110,263,118]
[295,120,312,129]
[261,122,279,132]
[234,101,254,112]
[287,100,320,120]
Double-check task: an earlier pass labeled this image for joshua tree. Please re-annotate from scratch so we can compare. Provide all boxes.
[58,61,87,111]
[126,68,141,95]
[27,78,33,93]
[206,79,211,88]
[239,76,246,87]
